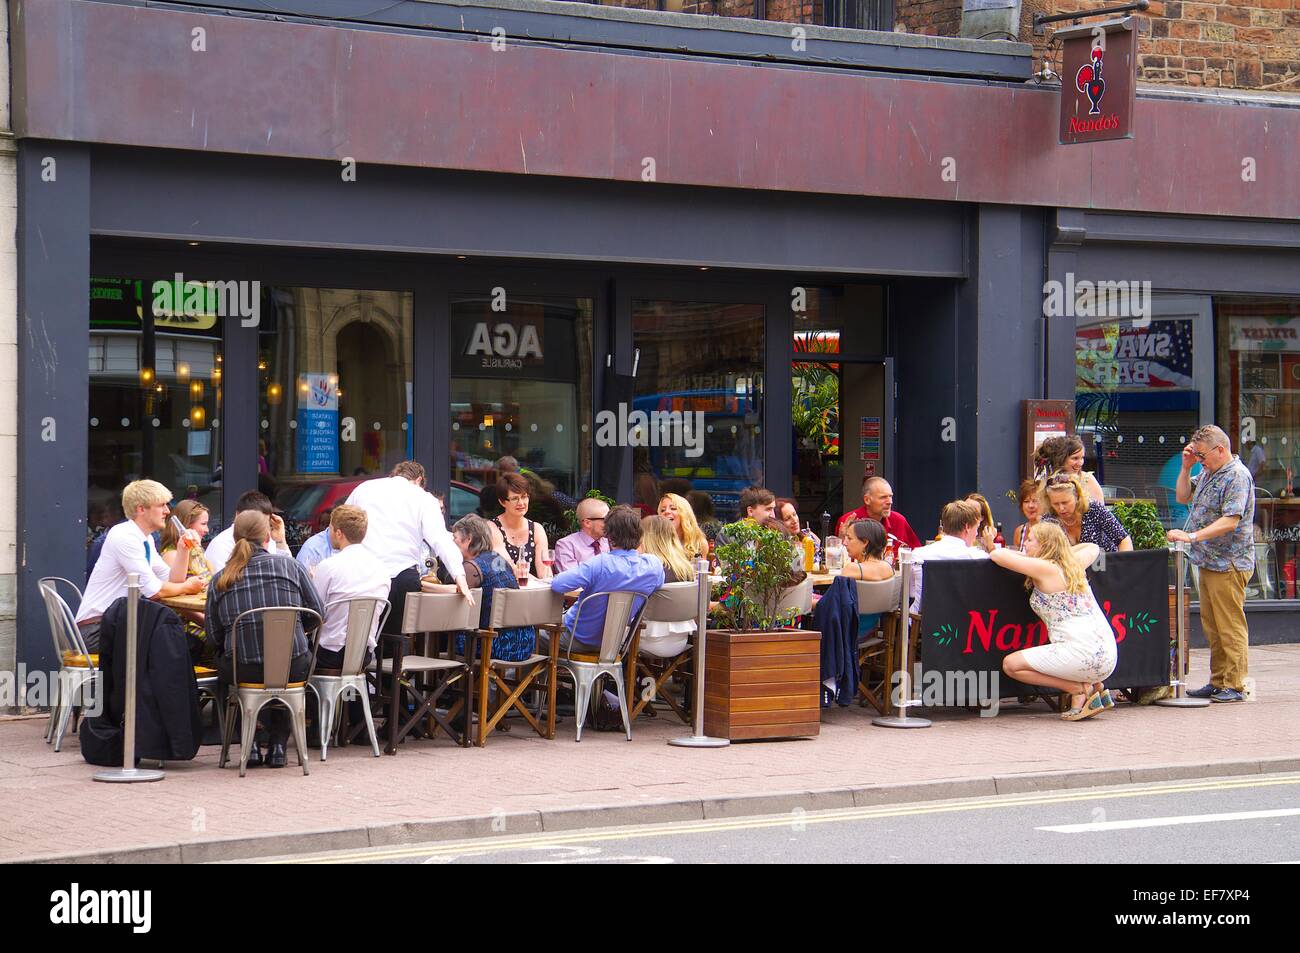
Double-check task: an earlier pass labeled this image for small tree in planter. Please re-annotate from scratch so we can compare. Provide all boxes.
[712,520,802,632]
[1110,500,1168,551]
[705,520,820,741]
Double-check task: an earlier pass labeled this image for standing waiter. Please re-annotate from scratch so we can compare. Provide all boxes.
[346,461,473,631]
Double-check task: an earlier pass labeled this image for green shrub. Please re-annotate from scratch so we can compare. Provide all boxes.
[1110,500,1167,551]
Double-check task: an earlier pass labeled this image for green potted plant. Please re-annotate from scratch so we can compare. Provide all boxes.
[1110,500,1168,551]
[704,520,820,741]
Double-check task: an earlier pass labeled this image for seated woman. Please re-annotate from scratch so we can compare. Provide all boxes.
[487,472,552,583]
[841,519,895,636]
[965,492,999,553]
[160,499,215,663]
[1011,479,1043,552]
[1040,472,1133,553]
[429,514,536,664]
[657,493,709,562]
[638,515,697,659]
[777,497,821,565]
[990,523,1118,721]
[206,511,324,768]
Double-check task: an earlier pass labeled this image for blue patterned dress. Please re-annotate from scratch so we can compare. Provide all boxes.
[454,552,537,662]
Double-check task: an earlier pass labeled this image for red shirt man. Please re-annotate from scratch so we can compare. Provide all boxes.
[836,477,923,549]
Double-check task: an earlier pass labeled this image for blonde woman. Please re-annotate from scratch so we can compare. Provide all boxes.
[638,515,696,659]
[1040,472,1132,553]
[657,493,709,562]
[990,522,1117,721]
[965,492,998,553]
[160,499,214,584]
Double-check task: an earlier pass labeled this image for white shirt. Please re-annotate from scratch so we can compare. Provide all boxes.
[909,535,988,612]
[345,476,465,581]
[76,521,171,624]
[205,525,288,576]
[311,543,392,653]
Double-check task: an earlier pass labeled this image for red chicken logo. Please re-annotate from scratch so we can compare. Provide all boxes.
[1076,47,1106,116]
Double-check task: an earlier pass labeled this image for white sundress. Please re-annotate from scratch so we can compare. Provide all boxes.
[1022,586,1118,683]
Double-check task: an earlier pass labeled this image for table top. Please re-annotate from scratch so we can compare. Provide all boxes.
[160,591,207,612]
[1255,497,1300,506]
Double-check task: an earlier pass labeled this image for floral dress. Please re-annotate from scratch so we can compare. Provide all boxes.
[454,551,537,663]
[1022,586,1118,684]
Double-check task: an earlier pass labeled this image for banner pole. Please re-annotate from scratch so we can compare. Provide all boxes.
[95,573,165,782]
[873,551,930,729]
[668,559,729,747]
[1156,540,1208,709]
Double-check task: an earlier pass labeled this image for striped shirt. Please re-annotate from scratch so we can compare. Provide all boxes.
[205,548,324,667]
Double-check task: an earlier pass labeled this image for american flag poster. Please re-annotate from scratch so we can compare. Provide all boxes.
[1075,319,1194,392]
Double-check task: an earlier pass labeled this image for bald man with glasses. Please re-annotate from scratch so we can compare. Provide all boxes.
[1167,425,1255,703]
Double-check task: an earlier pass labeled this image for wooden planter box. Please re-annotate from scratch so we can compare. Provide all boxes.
[703,629,821,741]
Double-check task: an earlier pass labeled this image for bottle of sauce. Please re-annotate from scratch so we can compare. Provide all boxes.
[802,524,815,572]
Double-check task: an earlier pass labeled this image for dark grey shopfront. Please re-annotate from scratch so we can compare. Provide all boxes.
[12,0,1300,676]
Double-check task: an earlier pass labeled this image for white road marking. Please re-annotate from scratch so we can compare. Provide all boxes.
[1039,807,1300,833]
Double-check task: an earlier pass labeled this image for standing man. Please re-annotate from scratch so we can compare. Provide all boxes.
[346,461,472,632]
[837,476,923,549]
[552,497,611,573]
[1167,425,1255,703]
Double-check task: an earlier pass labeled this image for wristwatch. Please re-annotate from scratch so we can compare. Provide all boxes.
[1190,531,1198,543]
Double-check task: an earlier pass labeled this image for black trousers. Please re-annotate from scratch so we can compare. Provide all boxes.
[216,654,311,747]
[383,567,422,635]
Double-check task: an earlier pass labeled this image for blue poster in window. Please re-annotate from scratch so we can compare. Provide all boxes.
[296,373,339,474]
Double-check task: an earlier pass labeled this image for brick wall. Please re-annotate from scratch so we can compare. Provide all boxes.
[597,0,1300,92]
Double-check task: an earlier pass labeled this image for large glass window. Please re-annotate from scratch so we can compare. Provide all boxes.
[632,300,765,520]
[260,288,414,552]
[449,293,594,535]
[88,277,224,552]
[1217,296,1300,601]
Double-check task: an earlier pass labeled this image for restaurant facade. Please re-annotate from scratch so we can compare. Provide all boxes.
[6,0,1300,682]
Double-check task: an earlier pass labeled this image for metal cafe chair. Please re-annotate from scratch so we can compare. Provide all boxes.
[557,590,651,742]
[219,606,323,777]
[630,580,701,723]
[308,597,389,760]
[855,575,904,716]
[371,590,480,753]
[37,577,97,752]
[466,586,564,746]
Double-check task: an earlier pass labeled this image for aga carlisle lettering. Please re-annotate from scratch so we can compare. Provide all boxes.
[465,321,542,370]
[49,884,151,934]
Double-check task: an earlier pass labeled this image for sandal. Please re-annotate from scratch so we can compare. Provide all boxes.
[1062,691,1105,721]
[1099,689,1116,709]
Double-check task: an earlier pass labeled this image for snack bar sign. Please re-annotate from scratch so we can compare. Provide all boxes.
[1058,18,1137,146]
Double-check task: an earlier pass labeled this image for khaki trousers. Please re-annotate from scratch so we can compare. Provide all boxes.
[1197,567,1250,691]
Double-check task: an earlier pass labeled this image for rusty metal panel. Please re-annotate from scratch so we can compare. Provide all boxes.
[11,0,1299,220]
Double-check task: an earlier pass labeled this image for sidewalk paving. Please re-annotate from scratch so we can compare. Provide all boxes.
[3,646,1299,863]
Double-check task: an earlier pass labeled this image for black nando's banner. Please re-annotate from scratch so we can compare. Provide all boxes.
[919,549,1171,699]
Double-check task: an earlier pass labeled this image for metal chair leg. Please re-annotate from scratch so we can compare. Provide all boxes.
[288,696,310,776]
[355,684,381,757]
[238,698,259,777]
[317,688,334,762]
[610,667,632,741]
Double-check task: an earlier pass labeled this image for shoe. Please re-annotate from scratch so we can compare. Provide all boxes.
[244,743,263,767]
[1187,683,1216,699]
[1210,688,1244,703]
[1062,692,1105,721]
[265,742,288,768]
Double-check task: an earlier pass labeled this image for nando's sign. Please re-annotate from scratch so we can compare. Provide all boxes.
[1058,18,1137,146]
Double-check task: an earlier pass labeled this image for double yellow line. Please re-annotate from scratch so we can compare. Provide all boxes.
[261,773,1300,864]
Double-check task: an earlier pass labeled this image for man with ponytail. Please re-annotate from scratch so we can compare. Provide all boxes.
[206,511,324,768]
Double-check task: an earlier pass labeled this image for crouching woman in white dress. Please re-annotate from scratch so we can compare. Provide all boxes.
[989,522,1118,722]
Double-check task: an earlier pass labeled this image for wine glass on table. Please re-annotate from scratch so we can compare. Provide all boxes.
[539,544,554,580]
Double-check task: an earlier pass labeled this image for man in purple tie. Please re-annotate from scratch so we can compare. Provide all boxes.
[551,497,611,573]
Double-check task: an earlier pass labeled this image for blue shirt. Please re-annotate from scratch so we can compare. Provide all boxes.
[550,548,664,647]
[295,529,337,572]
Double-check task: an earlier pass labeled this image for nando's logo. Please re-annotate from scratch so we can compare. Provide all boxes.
[1070,46,1121,135]
[934,600,1160,655]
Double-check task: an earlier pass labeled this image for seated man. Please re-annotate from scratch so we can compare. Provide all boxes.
[549,506,664,653]
[310,505,391,670]
[75,480,205,651]
[206,490,290,574]
[739,486,777,523]
[910,499,989,613]
[837,476,923,549]
[295,506,338,573]
[551,497,610,573]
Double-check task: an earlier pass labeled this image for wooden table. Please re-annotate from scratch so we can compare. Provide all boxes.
[160,591,207,613]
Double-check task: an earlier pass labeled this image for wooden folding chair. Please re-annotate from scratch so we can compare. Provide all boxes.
[370,589,479,754]
[855,575,903,715]
[629,581,701,722]
[465,587,564,746]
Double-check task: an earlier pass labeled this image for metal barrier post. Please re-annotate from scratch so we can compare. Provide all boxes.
[873,552,930,729]
[1156,540,1209,709]
[668,560,729,748]
[95,574,165,782]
